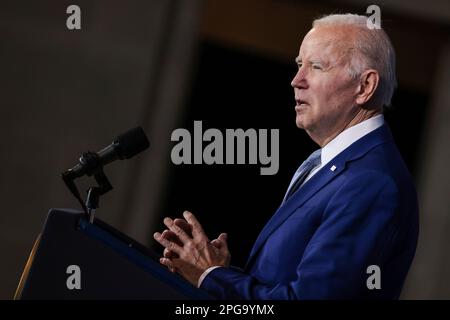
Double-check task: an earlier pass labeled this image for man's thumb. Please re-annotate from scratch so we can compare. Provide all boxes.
[211,233,228,249]
[218,233,228,252]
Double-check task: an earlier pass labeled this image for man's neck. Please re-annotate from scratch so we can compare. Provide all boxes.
[313,108,382,147]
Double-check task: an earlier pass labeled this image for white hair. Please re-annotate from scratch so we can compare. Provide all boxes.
[313,14,397,107]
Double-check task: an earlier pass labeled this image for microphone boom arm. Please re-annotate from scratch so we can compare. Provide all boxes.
[61,151,113,223]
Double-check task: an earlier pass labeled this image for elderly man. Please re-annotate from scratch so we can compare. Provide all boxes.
[154,14,419,299]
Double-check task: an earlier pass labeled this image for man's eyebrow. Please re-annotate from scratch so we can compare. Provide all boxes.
[295,57,323,64]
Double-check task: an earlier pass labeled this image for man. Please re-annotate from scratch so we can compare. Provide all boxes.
[154,14,419,299]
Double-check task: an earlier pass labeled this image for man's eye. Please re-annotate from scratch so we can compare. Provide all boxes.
[312,64,322,70]
[297,63,303,69]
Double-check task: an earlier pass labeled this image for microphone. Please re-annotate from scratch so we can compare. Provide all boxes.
[62,126,150,180]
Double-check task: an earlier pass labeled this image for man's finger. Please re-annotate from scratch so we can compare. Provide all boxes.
[159,257,175,271]
[183,211,207,240]
[164,248,179,259]
[164,217,191,244]
[218,233,228,242]
[174,218,193,236]
[153,232,183,254]
[161,229,184,246]
[211,233,228,249]
[210,239,222,248]
[217,233,229,251]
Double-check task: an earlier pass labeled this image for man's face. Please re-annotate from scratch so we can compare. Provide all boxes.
[291,26,360,142]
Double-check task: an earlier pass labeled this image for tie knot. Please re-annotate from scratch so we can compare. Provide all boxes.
[294,148,321,176]
[304,149,322,167]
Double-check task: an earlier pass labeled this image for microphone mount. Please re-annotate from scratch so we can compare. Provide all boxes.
[62,151,113,223]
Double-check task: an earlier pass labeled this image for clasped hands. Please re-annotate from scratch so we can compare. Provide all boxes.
[153,211,231,286]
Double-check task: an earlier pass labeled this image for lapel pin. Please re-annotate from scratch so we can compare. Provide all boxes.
[330,165,336,172]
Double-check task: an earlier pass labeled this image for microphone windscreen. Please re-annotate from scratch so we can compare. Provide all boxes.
[114,126,150,159]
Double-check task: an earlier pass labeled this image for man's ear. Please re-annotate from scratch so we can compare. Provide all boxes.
[355,69,379,107]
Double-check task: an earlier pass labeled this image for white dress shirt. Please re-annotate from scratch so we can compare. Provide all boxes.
[197,114,385,288]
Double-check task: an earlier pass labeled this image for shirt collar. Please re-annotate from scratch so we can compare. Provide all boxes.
[321,114,385,167]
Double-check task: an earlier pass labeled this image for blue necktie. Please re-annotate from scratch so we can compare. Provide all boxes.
[283,149,322,201]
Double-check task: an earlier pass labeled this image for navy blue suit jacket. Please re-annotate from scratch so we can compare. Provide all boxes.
[201,124,419,299]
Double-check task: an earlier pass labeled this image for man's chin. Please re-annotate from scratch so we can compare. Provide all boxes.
[296,116,306,129]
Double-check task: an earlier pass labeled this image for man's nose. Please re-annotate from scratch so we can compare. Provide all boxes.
[291,68,307,89]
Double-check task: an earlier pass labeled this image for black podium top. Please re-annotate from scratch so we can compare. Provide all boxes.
[17,209,211,300]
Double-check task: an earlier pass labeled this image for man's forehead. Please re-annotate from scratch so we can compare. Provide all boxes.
[297,27,353,60]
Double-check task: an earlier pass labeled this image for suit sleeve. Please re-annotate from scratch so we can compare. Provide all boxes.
[200,171,401,299]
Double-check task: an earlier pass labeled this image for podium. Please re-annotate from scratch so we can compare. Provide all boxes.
[15,209,211,300]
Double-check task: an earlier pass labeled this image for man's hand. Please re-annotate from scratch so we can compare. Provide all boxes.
[153,211,231,286]
[159,218,192,272]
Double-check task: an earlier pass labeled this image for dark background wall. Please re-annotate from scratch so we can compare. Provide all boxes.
[1,0,449,299]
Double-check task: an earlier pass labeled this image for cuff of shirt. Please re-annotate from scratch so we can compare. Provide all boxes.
[197,266,222,288]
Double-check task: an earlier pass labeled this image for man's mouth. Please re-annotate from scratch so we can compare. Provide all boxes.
[295,99,309,108]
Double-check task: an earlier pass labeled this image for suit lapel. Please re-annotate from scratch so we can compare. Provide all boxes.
[245,124,393,270]
[245,160,345,269]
